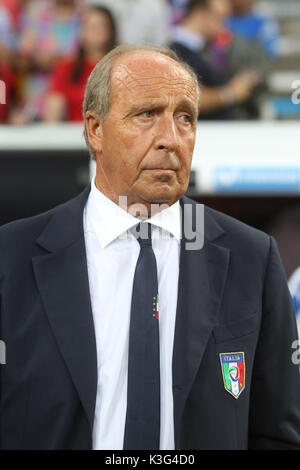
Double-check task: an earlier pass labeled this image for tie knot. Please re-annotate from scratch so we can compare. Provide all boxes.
[131,222,153,246]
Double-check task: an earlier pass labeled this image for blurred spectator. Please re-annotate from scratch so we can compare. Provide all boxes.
[91,0,171,45]
[226,0,280,58]
[168,0,189,25]
[202,0,269,118]
[268,205,300,336]
[0,4,16,59]
[19,0,81,58]
[170,0,260,119]
[0,57,16,122]
[288,266,300,337]
[0,0,31,66]
[269,206,300,282]
[0,0,24,29]
[43,5,117,122]
[11,0,82,124]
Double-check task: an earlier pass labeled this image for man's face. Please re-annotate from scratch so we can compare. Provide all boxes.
[93,52,198,212]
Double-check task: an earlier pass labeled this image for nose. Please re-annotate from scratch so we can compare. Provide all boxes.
[154,113,179,152]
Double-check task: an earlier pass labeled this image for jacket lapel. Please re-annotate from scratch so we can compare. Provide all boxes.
[32,185,98,432]
[31,185,229,444]
[173,196,230,447]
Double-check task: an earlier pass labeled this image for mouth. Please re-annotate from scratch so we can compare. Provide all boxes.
[147,169,177,184]
[147,168,176,173]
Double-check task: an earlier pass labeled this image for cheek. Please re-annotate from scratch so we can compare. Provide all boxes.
[118,156,137,176]
[102,141,140,183]
[114,131,153,171]
[179,138,195,165]
[177,144,194,181]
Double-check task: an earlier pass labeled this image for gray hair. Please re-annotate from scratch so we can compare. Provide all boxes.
[82,44,201,160]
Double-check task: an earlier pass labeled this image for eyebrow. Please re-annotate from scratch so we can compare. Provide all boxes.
[128,98,198,120]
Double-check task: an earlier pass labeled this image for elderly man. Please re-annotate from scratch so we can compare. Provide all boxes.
[0,44,300,450]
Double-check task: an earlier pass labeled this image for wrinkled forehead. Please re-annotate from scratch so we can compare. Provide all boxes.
[110,52,198,104]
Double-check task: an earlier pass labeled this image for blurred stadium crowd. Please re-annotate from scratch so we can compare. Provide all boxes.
[1,0,300,327]
[1,0,297,125]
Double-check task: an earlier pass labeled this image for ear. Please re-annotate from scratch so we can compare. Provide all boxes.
[85,111,103,155]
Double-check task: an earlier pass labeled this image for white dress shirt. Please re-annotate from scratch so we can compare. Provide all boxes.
[83,177,181,450]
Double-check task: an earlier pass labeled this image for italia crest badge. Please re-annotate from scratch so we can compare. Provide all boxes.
[219,352,245,399]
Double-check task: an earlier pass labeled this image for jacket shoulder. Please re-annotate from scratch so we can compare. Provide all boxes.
[0,185,90,243]
[0,202,63,245]
[182,194,271,253]
[0,186,90,273]
[206,204,270,245]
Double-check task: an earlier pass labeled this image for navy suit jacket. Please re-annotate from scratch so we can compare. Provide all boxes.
[1,184,300,449]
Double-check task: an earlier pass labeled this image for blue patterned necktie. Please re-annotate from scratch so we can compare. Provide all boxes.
[123,222,160,450]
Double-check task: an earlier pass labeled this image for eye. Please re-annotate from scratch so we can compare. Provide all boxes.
[178,114,192,124]
[139,110,154,119]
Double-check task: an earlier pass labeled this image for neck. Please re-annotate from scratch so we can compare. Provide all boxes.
[94,175,173,220]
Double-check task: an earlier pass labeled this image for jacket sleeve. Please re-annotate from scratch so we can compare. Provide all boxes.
[0,233,3,450]
[249,236,300,449]
[0,288,2,450]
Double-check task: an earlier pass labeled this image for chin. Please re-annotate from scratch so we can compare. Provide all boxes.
[141,190,178,205]
[145,197,172,204]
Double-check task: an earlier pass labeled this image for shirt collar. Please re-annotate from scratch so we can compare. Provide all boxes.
[84,177,181,248]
